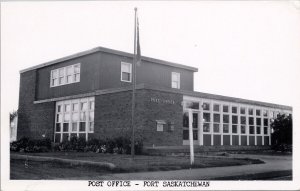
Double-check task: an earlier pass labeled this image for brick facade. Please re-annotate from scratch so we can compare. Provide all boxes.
[89,89,183,147]
[17,70,55,140]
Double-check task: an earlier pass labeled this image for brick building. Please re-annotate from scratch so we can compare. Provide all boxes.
[18,46,292,147]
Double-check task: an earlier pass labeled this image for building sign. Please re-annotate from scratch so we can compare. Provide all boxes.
[150,97,175,105]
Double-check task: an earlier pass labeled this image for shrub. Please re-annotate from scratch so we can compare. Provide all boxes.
[10,136,143,154]
[10,137,51,153]
[106,138,116,154]
[134,138,143,155]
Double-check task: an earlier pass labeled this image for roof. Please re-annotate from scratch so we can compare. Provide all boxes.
[141,84,293,111]
[20,46,198,73]
[33,83,292,111]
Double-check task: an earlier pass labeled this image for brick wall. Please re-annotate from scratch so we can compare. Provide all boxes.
[18,72,183,146]
[91,89,183,147]
[138,89,183,146]
[18,70,55,140]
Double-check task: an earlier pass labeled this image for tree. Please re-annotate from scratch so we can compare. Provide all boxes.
[271,113,292,151]
[10,110,18,122]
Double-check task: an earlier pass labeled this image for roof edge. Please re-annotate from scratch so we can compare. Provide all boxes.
[20,46,198,73]
[33,83,292,111]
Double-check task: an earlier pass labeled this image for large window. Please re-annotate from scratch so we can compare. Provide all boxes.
[55,97,94,142]
[213,113,220,133]
[240,116,246,134]
[223,114,229,133]
[203,112,210,132]
[171,72,180,89]
[232,115,238,134]
[51,63,80,87]
[249,117,254,134]
[121,62,132,82]
[256,117,261,134]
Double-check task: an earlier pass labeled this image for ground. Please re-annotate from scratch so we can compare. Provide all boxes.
[10,151,292,180]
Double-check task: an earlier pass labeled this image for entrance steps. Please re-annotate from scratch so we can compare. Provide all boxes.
[143,145,272,155]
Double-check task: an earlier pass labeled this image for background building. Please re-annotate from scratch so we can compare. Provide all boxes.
[17,47,292,147]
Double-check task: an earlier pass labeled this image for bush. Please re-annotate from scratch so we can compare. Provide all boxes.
[11,136,143,155]
[10,137,51,153]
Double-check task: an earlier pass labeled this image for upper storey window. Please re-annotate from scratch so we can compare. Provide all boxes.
[171,72,180,89]
[121,62,132,82]
[50,63,80,87]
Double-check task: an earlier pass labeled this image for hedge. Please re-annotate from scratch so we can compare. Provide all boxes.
[10,136,143,155]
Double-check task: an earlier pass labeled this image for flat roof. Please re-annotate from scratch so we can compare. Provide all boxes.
[34,83,292,111]
[141,84,292,111]
[20,46,198,73]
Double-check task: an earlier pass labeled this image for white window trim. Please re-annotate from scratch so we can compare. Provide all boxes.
[171,72,180,89]
[54,97,94,143]
[50,63,81,88]
[120,62,132,83]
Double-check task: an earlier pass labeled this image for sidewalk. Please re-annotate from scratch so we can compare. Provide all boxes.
[98,154,292,180]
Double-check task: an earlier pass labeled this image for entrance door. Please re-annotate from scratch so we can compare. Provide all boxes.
[183,110,199,145]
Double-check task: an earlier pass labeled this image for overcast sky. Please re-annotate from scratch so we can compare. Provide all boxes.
[1,1,300,122]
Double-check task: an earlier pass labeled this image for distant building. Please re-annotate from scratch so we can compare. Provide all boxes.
[17,46,292,147]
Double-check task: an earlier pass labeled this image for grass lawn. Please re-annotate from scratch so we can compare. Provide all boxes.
[11,152,263,179]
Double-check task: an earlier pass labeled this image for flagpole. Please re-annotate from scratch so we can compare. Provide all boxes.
[131,7,137,158]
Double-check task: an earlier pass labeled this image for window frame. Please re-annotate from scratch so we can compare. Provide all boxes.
[55,97,94,143]
[120,62,132,83]
[171,72,180,89]
[50,63,81,87]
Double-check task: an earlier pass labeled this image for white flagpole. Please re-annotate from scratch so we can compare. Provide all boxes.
[131,7,137,158]
[188,109,194,165]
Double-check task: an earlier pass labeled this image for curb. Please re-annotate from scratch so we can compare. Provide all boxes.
[11,154,116,170]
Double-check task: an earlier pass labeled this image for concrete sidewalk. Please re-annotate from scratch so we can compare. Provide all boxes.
[98,154,292,180]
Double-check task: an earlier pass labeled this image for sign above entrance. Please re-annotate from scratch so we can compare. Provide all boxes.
[150,97,175,105]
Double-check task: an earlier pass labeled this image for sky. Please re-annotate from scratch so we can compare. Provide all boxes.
[1,1,300,121]
[1,1,300,189]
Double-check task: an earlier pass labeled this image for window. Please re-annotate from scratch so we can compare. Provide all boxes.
[248,108,254,116]
[121,62,132,82]
[256,118,261,135]
[203,113,210,132]
[203,113,210,123]
[55,97,94,142]
[263,118,268,135]
[249,126,255,134]
[182,130,198,140]
[256,109,261,116]
[51,70,58,87]
[50,63,81,87]
[223,114,229,133]
[249,116,254,134]
[232,115,238,133]
[74,64,80,82]
[223,105,229,113]
[171,72,180,89]
[185,101,199,109]
[213,104,220,112]
[202,102,210,111]
[240,107,246,115]
[240,116,246,125]
[263,110,268,117]
[213,114,220,133]
[232,106,237,114]
[156,120,166,131]
[241,125,246,134]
